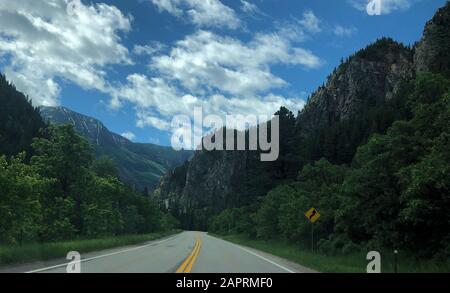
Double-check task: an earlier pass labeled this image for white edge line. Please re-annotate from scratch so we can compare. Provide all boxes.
[25,234,180,273]
[232,244,296,273]
[208,235,296,273]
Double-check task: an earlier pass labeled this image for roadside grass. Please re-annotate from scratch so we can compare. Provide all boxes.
[212,234,450,273]
[0,229,181,266]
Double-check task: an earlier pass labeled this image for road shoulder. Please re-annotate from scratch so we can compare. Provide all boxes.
[206,233,317,273]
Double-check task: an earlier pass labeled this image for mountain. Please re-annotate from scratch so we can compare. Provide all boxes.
[154,39,416,229]
[154,2,450,230]
[414,2,450,77]
[0,74,46,157]
[40,106,192,191]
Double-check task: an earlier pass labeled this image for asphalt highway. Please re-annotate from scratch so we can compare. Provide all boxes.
[0,231,314,273]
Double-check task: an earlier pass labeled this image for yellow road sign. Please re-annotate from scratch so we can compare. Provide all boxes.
[305,207,320,223]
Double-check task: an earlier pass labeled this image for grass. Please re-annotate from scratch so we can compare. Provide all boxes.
[212,234,450,273]
[0,230,181,266]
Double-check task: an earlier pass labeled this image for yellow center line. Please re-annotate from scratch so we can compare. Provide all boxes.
[184,237,202,273]
[175,239,198,273]
[175,235,202,273]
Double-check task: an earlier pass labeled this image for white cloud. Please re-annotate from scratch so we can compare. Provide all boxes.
[0,0,132,106]
[137,113,172,130]
[121,131,136,140]
[240,0,265,17]
[111,73,306,131]
[111,74,187,115]
[299,10,321,33]
[150,30,321,98]
[150,0,183,16]
[133,41,166,56]
[149,0,241,29]
[240,0,258,14]
[348,0,412,14]
[333,25,357,37]
[111,20,320,131]
[0,0,319,138]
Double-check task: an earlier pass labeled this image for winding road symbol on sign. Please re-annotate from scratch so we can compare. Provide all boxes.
[305,208,321,223]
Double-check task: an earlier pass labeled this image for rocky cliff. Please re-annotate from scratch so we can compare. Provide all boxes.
[414,2,450,77]
[298,39,414,133]
[154,2,450,229]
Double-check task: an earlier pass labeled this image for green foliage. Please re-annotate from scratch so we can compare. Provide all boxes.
[354,37,411,62]
[0,230,180,265]
[31,125,94,196]
[217,234,450,273]
[0,154,48,244]
[40,105,193,191]
[299,80,413,165]
[92,155,119,178]
[254,159,347,246]
[0,74,46,157]
[336,74,450,257]
[255,185,297,240]
[209,207,255,236]
[0,124,177,246]
[211,74,450,260]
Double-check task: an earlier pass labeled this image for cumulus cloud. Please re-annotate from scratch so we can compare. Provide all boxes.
[333,25,357,37]
[348,0,412,14]
[133,41,166,56]
[149,30,321,97]
[110,18,321,132]
[150,0,241,29]
[299,10,321,33]
[0,0,132,106]
[111,73,306,131]
[240,0,266,17]
[0,0,320,140]
[137,113,172,130]
[240,0,259,14]
[121,131,136,140]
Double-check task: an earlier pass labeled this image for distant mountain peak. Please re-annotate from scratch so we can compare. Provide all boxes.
[40,106,192,191]
[40,106,128,147]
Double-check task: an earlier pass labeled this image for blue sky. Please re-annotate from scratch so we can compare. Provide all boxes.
[0,0,446,146]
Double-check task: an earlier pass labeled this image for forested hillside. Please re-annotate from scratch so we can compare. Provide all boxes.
[40,106,192,191]
[0,76,177,245]
[0,75,46,157]
[155,38,417,230]
[211,73,449,258]
[155,2,450,259]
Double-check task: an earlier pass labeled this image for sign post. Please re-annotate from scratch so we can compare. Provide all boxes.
[304,207,321,253]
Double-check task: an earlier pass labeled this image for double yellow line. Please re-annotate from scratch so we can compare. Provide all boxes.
[176,237,202,273]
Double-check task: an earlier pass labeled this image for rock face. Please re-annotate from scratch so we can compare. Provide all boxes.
[41,106,193,191]
[298,39,414,133]
[154,3,450,229]
[40,106,129,147]
[154,147,253,228]
[155,39,415,229]
[414,2,450,78]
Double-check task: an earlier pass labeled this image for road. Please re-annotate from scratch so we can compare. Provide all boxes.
[0,232,314,273]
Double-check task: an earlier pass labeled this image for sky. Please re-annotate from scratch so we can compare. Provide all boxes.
[0,0,446,146]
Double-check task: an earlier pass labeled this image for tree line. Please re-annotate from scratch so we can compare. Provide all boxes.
[210,73,450,260]
[0,125,178,244]
[0,74,177,245]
